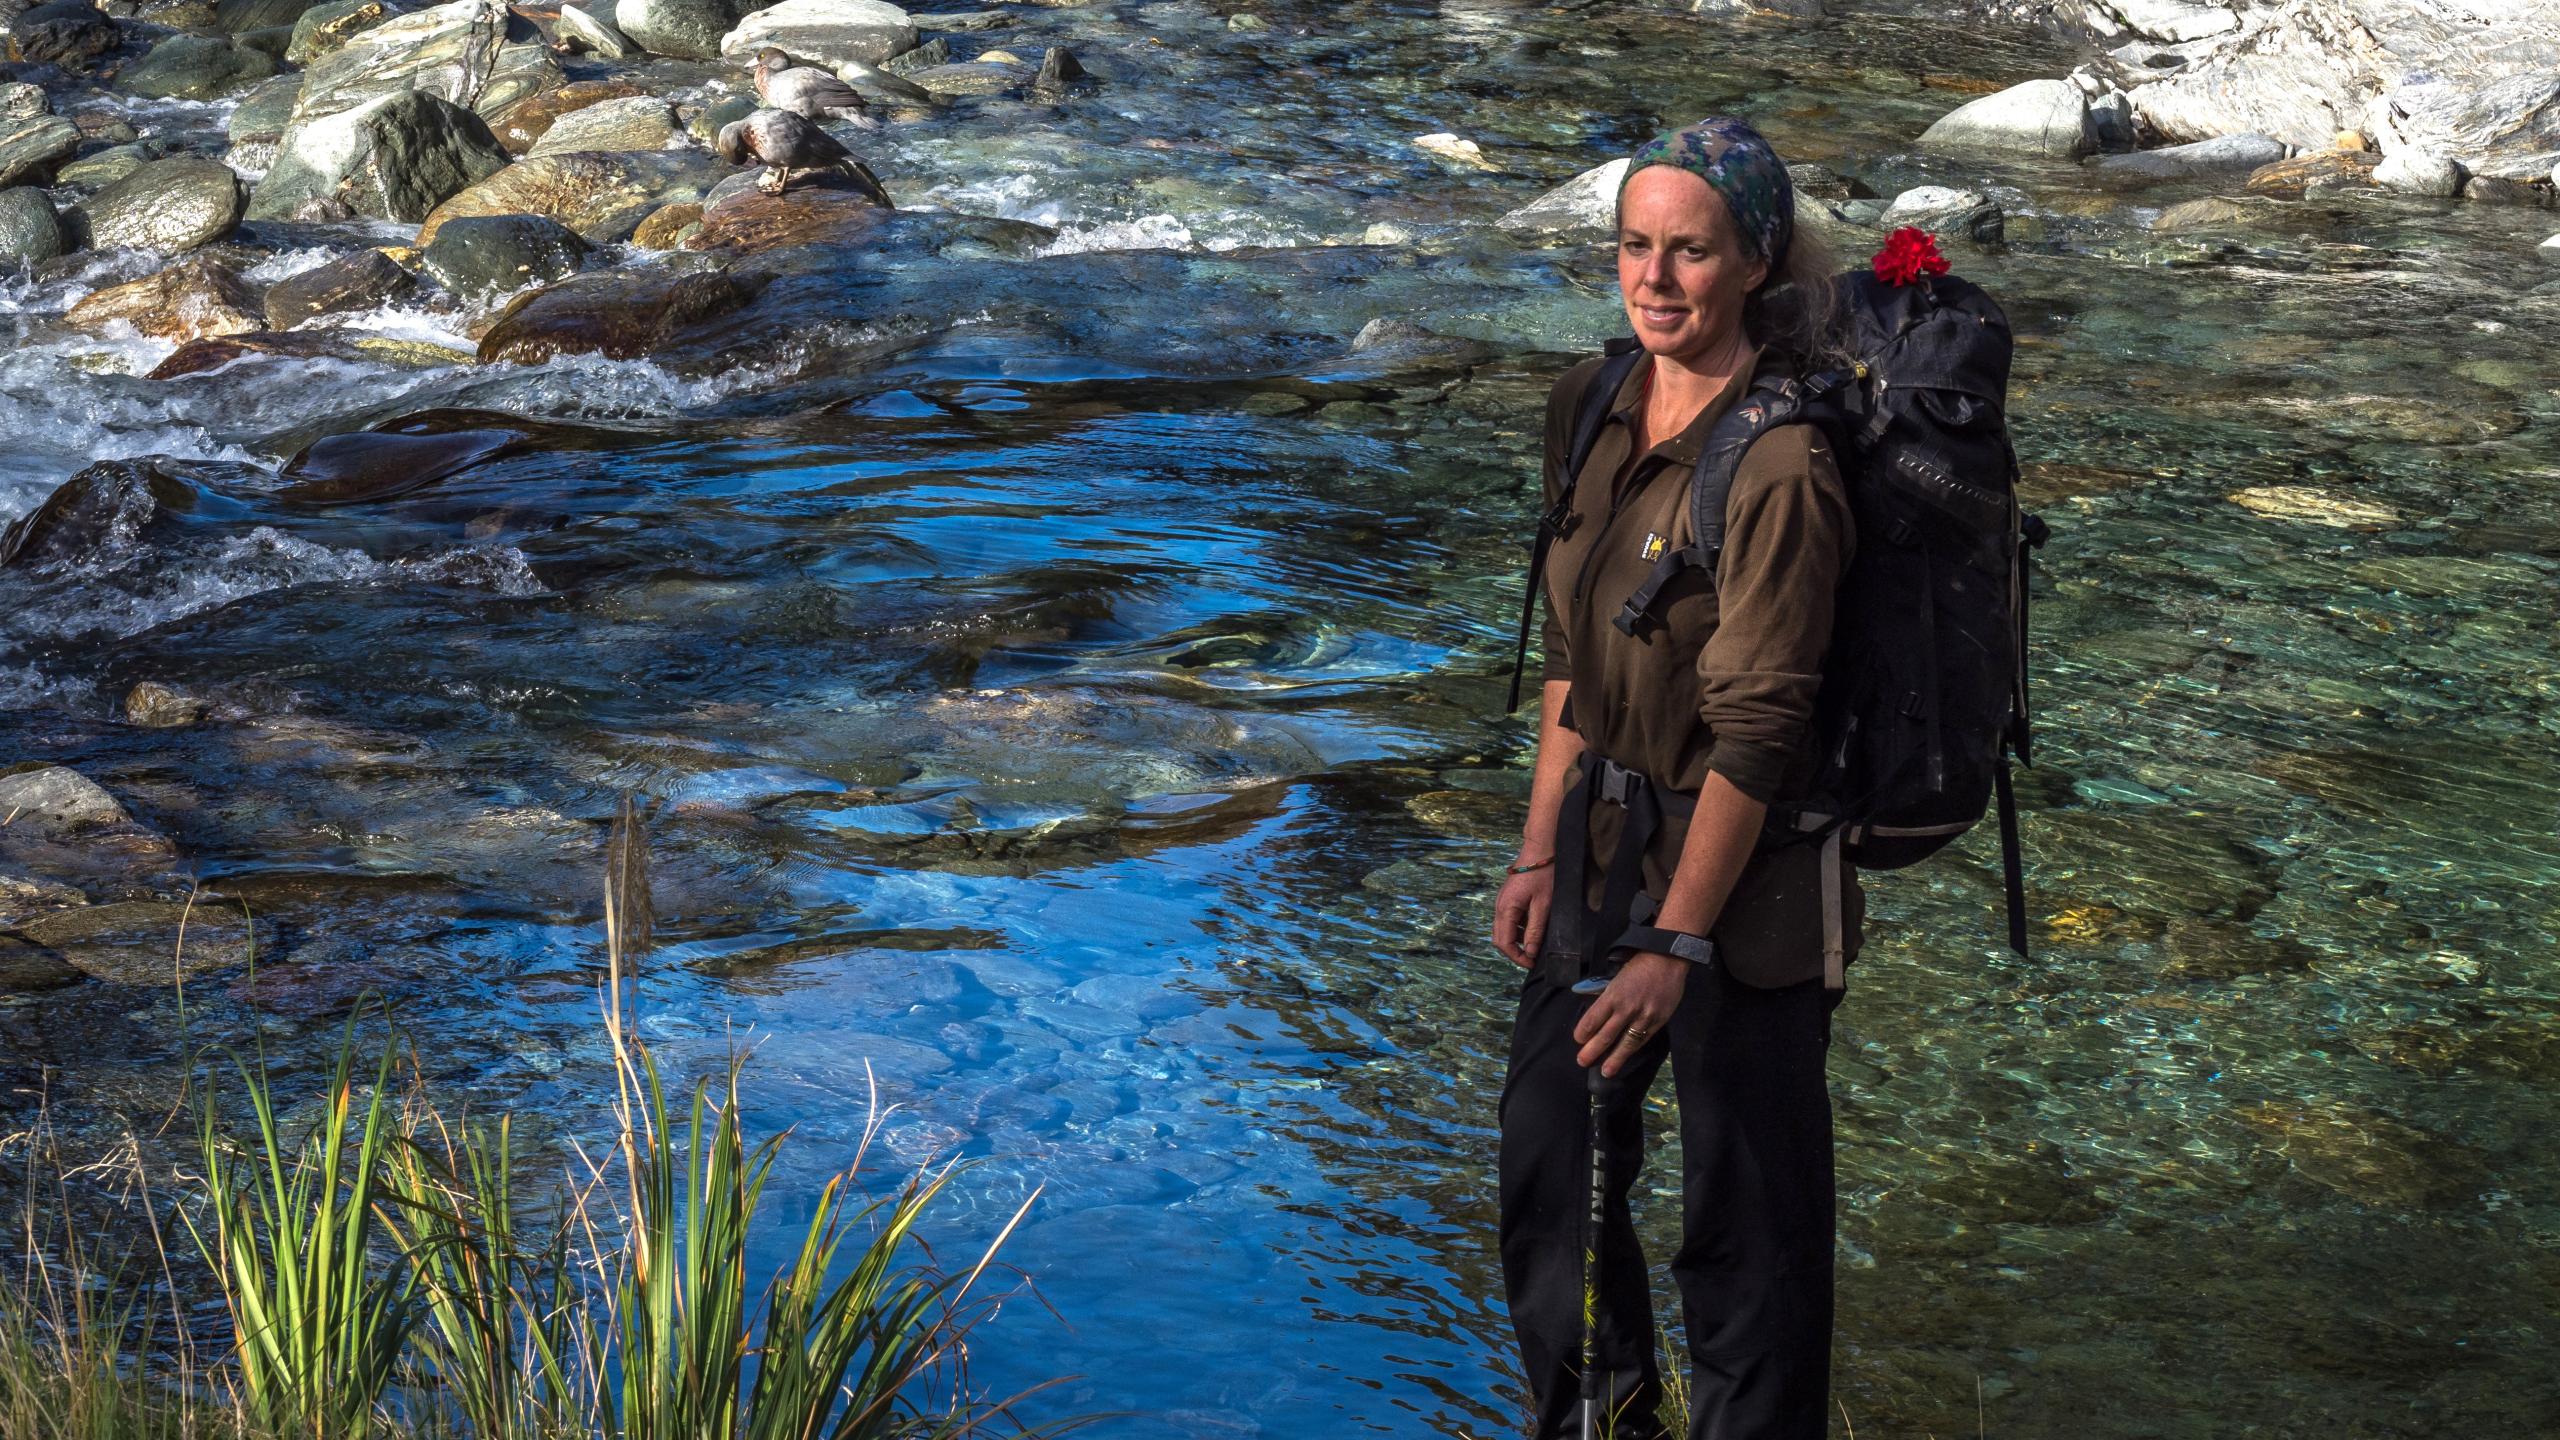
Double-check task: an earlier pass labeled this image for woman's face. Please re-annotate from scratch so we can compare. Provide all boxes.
[1615,165,1768,365]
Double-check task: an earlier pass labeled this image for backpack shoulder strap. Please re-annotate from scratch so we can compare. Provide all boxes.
[1507,339,1646,712]
[1611,372,1811,638]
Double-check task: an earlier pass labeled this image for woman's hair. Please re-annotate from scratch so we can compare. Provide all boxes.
[1741,226,1852,374]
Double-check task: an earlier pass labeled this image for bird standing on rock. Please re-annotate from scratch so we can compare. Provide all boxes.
[715,108,892,202]
[751,46,874,123]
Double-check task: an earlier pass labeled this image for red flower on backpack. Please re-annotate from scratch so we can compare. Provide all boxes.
[1872,226,1951,286]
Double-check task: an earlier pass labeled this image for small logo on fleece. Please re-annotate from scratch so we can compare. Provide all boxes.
[1640,532,1666,562]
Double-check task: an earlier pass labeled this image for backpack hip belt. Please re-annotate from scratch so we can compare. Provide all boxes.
[1548,755,1697,982]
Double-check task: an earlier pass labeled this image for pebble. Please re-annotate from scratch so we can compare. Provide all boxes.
[1413,132,1496,170]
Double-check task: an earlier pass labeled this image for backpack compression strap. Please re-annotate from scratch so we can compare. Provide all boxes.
[1507,339,1647,712]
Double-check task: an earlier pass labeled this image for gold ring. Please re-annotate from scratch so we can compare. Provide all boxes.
[1624,1025,1649,1042]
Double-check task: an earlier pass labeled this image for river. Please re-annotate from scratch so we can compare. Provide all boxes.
[2,1,2557,1434]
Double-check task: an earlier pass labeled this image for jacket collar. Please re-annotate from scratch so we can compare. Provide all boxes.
[1602,345,1768,470]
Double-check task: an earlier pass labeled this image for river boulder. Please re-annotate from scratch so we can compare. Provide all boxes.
[2375,72,2560,182]
[2371,148,2466,198]
[0,185,62,265]
[250,90,511,224]
[7,2,118,71]
[116,33,278,100]
[65,254,262,340]
[286,0,389,63]
[0,114,78,188]
[416,147,736,245]
[1879,184,2004,243]
[491,79,649,155]
[719,0,916,70]
[288,0,564,134]
[20,901,265,985]
[2090,131,2285,184]
[421,211,588,300]
[1495,156,1627,235]
[58,142,158,191]
[682,177,889,251]
[555,1,634,58]
[223,73,300,172]
[1920,78,2098,160]
[263,245,414,327]
[78,156,244,252]
[616,0,739,59]
[476,264,767,363]
[2243,145,2376,197]
[525,95,680,156]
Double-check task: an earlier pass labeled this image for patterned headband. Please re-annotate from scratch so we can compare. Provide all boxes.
[1616,116,1795,270]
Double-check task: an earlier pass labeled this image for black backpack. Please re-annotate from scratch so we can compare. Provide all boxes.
[1509,267,2049,956]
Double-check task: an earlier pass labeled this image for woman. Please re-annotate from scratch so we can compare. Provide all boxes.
[1490,117,1856,1440]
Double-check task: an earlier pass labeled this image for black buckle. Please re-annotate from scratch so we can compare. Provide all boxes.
[1611,601,1656,639]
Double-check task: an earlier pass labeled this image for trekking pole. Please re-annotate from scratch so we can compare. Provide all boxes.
[1571,970,1616,1440]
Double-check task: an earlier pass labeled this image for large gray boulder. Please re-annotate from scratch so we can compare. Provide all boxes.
[1495,156,1627,235]
[2090,131,2286,183]
[288,0,564,133]
[0,186,62,266]
[719,0,916,69]
[250,90,511,224]
[2096,0,2237,43]
[115,33,278,100]
[2371,147,2466,197]
[78,156,243,252]
[1920,79,2099,160]
[616,0,739,58]
[2375,72,2560,182]
[0,114,78,188]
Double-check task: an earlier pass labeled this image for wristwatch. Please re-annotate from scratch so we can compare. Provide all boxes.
[1614,925,1718,968]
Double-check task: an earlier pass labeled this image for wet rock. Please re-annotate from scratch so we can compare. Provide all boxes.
[1879,184,2004,243]
[0,459,197,569]
[277,411,530,500]
[685,92,757,146]
[1495,156,1625,235]
[2461,173,2542,206]
[906,58,1024,97]
[57,141,157,191]
[0,766,131,829]
[0,82,44,120]
[65,255,261,340]
[475,264,766,362]
[830,53,934,105]
[146,328,472,377]
[0,114,78,187]
[1784,162,1871,201]
[526,95,679,156]
[0,870,87,929]
[122,679,209,727]
[2093,132,2288,186]
[1414,131,1495,170]
[682,176,886,250]
[289,0,564,133]
[76,156,242,253]
[719,0,917,70]
[213,0,323,30]
[554,0,633,59]
[415,147,733,245]
[69,111,140,147]
[18,900,266,984]
[8,2,118,71]
[251,91,510,224]
[630,198,701,247]
[262,245,412,327]
[2150,195,2256,230]
[2088,87,2138,151]
[284,0,385,63]
[0,936,82,992]
[2226,485,2398,529]
[615,0,736,59]
[2371,148,2464,197]
[1029,44,1086,99]
[491,78,649,155]
[0,184,61,265]
[879,33,945,73]
[116,33,276,100]
[421,211,587,300]
[2242,147,2375,198]
[222,73,298,171]
[1919,78,2097,161]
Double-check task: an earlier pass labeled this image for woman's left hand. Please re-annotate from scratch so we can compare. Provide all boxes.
[1572,952,1688,1077]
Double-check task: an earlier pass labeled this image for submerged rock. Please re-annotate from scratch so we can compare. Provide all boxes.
[116,33,277,100]
[251,91,511,225]
[719,0,917,70]
[2226,484,2399,529]
[148,328,474,378]
[277,410,532,500]
[1920,78,2097,160]
[122,680,210,727]
[476,265,767,362]
[421,211,588,300]
[0,184,62,265]
[0,766,133,829]
[525,95,680,156]
[2091,132,2286,184]
[491,78,650,154]
[65,255,262,340]
[262,245,414,327]
[0,114,79,188]
[417,148,734,245]
[1495,157,1626,235]
[78,156,243,252]
[0,936,83,992]
[8,2,119,71]
[285,0,386,63]
[2243,146,2376,198]
[18,901,266,985]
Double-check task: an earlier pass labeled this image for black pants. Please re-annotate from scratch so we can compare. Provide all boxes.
[1498,966,1837,1440]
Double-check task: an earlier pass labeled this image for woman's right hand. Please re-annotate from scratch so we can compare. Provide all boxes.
[1492,860,1556,969]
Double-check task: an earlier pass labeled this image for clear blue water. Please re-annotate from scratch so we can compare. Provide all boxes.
[3,2,2558,1434]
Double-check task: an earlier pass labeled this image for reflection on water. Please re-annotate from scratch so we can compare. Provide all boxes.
[3,1,2558,1434]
